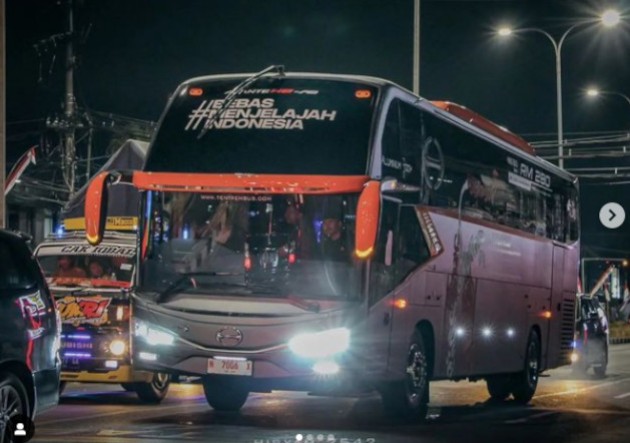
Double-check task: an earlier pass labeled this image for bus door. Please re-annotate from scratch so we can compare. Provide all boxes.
[547,244,566,368]
[362,198,400,376]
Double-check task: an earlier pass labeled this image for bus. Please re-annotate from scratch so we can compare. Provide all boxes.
[83,66,579,420]
[35,140,171,403]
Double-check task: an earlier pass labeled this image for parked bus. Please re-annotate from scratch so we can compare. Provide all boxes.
[83,67,579,420]
[35,140,171,403]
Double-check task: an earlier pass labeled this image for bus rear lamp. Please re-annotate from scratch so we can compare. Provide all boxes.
[288,328,350,359]
[109,340,126,356]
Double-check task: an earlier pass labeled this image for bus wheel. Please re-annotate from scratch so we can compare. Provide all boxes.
[511,329,540,404]
[486,375,512,401]
[59,381,67,396]
[120,383,135,392]
[202,377,249,412]
[379,330,429,421]
[593,364,607,378]
[134,373,171,404]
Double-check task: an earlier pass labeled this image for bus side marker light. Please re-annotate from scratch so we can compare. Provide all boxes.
[189,87,203,96]
[355,89,372,99]
[393,299,407,309]
[541,310,552,319]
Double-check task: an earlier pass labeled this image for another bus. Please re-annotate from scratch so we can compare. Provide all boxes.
[35,140,171,403]
[83,67,579,420]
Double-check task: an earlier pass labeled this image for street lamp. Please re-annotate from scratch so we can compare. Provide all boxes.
[497,9,622,169]
[585,87,630,107]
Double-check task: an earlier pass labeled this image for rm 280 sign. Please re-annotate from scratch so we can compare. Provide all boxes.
[507,156,551,189]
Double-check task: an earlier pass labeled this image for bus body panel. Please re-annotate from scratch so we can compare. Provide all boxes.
[84,72,580,407]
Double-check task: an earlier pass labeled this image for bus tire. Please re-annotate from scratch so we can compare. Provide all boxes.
[121,383,135,392]
[511,329,540,404]
[202,377,249,412]
[134,373,171,404]
[59,381,67,396]
[593,364,607,378]
[485,375,512,401]
[379,330,429,421]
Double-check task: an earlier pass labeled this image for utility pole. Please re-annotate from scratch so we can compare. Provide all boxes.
[0,0,5,228]
[413,0,420,95]
[62,0,77,195]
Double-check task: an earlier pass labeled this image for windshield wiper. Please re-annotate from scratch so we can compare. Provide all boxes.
[196,65,285,140]
[156,272,243,304]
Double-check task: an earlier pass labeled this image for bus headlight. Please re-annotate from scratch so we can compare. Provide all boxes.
[288,328,350,359]
[134,320,176,346]
[109,339,126,356]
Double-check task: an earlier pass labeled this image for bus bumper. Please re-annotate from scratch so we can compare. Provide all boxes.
[61,365,154,383]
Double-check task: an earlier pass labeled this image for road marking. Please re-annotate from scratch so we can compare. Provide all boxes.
[614,392,630,399]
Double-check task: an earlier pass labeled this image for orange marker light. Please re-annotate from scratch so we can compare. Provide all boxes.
[355,89,372,99]
[394,299,408,310]
[541,310,552,319]
[189,87,203,96]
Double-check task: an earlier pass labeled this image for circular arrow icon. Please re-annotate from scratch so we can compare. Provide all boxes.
[599,202,625,229]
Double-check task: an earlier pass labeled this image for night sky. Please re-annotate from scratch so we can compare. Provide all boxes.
[5,0,630,256]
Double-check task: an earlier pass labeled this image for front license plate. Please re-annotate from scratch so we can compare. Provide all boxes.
[207,358,253,376]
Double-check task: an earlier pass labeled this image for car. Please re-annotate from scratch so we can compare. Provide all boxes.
[0,229,61,435]
[572,294,609,377]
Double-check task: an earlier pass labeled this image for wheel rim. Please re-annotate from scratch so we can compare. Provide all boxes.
[405,344,427,406]
[152,373,169,391]
[526,340,539,389]
[0,385,24,443]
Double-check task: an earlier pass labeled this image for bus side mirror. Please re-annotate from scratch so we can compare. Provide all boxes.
[85,172,112,246]
[355,180,381,259]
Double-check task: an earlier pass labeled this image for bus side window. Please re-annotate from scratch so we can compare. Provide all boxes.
[381,99,422,186]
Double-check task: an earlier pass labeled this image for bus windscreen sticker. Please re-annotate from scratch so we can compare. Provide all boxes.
[185,98,337,131]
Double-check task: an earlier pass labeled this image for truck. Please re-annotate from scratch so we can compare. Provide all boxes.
[34,139,171,403]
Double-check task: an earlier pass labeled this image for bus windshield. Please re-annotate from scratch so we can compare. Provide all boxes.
[37,246,135,289]
[141,192,363,301]
[144,78,378,174]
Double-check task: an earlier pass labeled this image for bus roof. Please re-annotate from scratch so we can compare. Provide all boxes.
[179,71,398,90]
[430,101,536,156]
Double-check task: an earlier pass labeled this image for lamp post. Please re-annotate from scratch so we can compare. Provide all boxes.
[586,87,630,107]
[497,9,621,169]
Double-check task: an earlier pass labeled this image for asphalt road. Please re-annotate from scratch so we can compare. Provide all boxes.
[31,344,630,443]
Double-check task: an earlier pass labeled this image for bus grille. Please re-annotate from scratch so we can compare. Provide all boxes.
[559,297,576,364]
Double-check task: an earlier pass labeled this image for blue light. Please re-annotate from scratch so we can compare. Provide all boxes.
[314,220,323,244]
[55,225,64,236]
[183,226,190,240]
[67,334,91,340]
